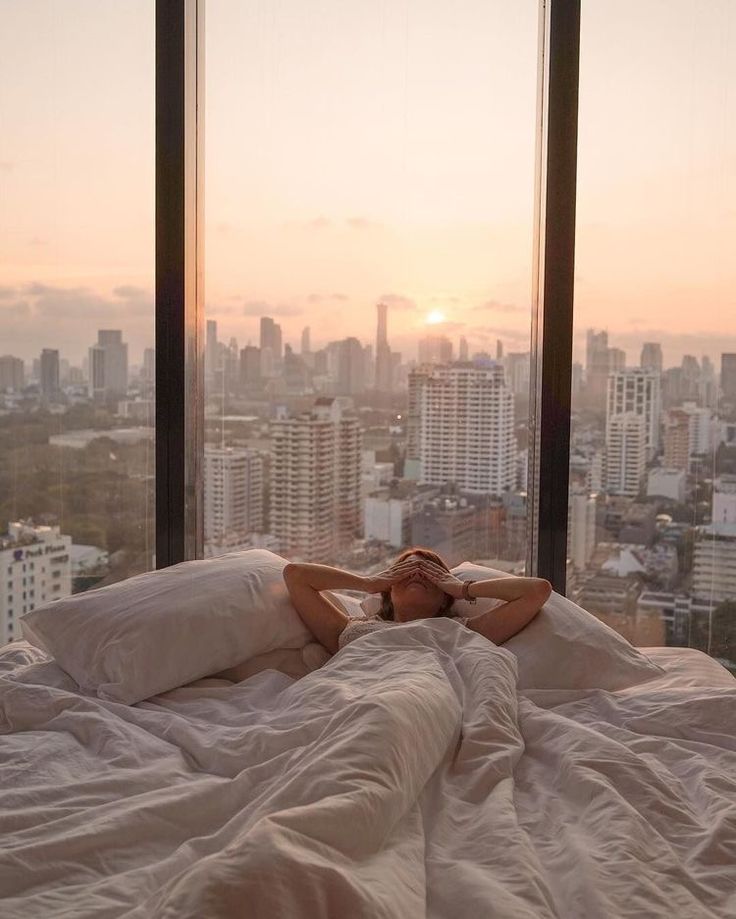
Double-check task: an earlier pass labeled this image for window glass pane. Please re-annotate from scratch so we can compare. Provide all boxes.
[205,0,537,583]
[0,0,155,644]
[569,1,736,670]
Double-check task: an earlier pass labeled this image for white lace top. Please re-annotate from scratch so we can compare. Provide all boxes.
[337,615,470,650]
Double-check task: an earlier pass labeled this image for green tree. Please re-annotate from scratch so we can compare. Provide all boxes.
[690,600,736,664]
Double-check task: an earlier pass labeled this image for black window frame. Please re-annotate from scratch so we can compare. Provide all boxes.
[154,0,580,590]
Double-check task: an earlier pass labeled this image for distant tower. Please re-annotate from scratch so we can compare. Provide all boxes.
[88,330,128,400]
[260,317,283,362]
[301,326,311,355]
[39,349,60,397]
[206,320,219,384]
[375,302,392,392]
[459,336,469,361]
[496,339,504,360]
[720,353,736,402]
[640,342,663,374]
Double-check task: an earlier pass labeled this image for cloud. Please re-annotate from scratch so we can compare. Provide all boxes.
[18,282,153,320]
[28,236,47,247]
[113,285,147,299]
[306,293,349,304]
[0,286,18,299]
[378,294,418,312]
[472,299,523,314]
[308,216,332,229]
[242,300,303,317]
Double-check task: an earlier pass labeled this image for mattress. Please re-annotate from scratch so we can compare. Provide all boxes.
[0,632,734,918]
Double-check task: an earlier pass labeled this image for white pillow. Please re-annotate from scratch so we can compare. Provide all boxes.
[452,562,666,691]
[20,550,313,705]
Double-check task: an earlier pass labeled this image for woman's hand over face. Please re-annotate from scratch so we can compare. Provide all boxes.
[414,559,466,599]
[364,558,423,593]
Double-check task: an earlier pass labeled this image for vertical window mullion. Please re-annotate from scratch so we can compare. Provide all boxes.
[528,0,581,591]
[156,0,204,567]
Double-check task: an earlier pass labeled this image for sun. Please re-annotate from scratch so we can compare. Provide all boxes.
[425,309,446,325]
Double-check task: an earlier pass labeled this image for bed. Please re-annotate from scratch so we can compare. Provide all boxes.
[0,555,734,917]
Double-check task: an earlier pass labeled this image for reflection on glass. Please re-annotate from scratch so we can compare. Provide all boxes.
[205,0,538,581]
[0,1,155,645]
[568,1,736,668]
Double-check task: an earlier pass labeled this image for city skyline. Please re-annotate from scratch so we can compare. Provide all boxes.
[4,309,736,388]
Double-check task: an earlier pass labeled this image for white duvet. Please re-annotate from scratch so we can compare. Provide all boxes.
[1,619,735,918]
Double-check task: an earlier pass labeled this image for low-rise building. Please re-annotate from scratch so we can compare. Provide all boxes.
[647,468,686,503]
[1,521,72,645]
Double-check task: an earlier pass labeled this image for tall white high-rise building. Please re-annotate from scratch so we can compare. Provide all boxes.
[605,412,647,497]
[88,330,128,400]
[692,523,736,602]
[204,446,264,543]
[270,398,362,561]
[407,365,515,495]
[607,368,661,459]
[1,521,72,645]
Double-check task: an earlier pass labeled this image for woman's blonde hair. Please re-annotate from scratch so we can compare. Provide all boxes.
[377,547,456,621]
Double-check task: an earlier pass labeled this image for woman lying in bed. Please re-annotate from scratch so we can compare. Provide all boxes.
[284,548,552,655]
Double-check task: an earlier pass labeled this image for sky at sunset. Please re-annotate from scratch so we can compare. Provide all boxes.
[1,0,734,369]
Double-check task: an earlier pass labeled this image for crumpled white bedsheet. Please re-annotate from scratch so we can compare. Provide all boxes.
[0,619,734,918]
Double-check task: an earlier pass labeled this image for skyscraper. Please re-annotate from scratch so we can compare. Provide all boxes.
[239,345,261,385]
[142,348,156,385]
[459,336,469,361]
[205,320,219,384]
[608,347,626,372]
[0,355,24,391]
[374,302,392,393]
[88,330,128,399]
[721,353,736,401]
[301,326,311,355]
[585,328,610,408]
[270,398,362,561]
[336,337,365,395]
[605,412,647,497]
[39,349,59,397]
[407,365,515,495]
[640,342,663,373]
[417,335,453,365]
[606,368,661,459]
[204,445,264,544]
[260,317,283,362]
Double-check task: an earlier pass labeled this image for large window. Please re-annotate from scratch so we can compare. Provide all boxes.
[0,0,155,644]
[568,1,736,665]
[205,0,538,576]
